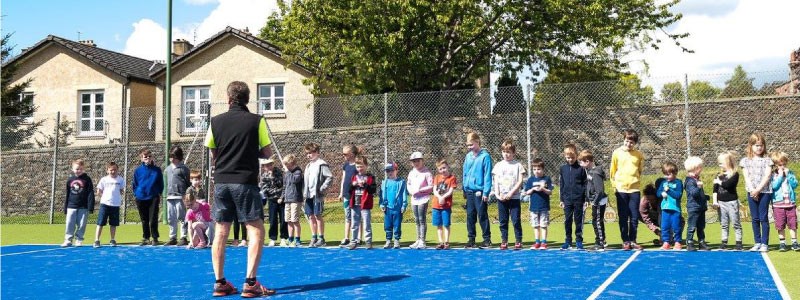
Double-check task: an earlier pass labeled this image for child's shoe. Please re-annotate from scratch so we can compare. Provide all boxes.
[366,242,373,249]
[540,243,548,250]
[575,241,584,250]
[687,240,696,251]
[409,240,419,249]
[514,242,522,250]
[347,241,358,250]
[186,244,194,250]
[622,242,631,251]
[383,240,393,249]
[110,239,117,247]
[500,242,508,250]
[280,239,288,247]
[792,242,800,251]
[778,243,787,252]
[674,242,683,250]
[288,240,297,248]
[241,280,276,298]
[759,244,769,252]
[238,240,248,247]
[138,239,149,246]
[340,238,350,247]
[232,239,240,246]
[735,241,743,251]
[267,240,276,247]
[660,243,671,250]
[61,241,72,247]
[93,240,101,248]
[418,241,427,249]
[719,241,728,250]
[75,240,83,247]
[464,240,476,249]
[444,243,451,250]
[749,243,762,252]
[178,237,189,246]
[560,242,571,250]
[630,242,643,251]
[212,280,238,297]
[393,240,401,249]
[593,242,605,251]
[699,241,710,251]
[480,240,492,249]
[314,238,326,247]
[165,238,178,246]
[531,242,540,250]
[436,243,445,250]
[308,239,318,248]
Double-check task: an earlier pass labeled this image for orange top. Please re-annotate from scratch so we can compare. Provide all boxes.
[432,174,457,209]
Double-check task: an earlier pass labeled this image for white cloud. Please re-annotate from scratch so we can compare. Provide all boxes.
[122,0,278,61]
[628,0,800,79]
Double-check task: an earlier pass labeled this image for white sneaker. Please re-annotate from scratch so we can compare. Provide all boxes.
[408,240,419,249]
[749,243,762,252]
[238,240,248,247]
[759,244,769,252]
[280,239,288,247]
[267,240,276,247]
[74,240,83,247]
[418,241,427,249]
[61,241,72,247]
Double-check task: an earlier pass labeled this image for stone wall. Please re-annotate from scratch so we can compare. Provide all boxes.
[3,96,799,220]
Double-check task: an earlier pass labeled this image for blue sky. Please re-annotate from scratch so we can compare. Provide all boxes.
[2,0,798,87]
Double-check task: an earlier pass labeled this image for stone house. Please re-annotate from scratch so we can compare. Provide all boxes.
[3,35,160,146]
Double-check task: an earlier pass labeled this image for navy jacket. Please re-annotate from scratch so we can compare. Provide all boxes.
[684,176,708,212]
[559,162,587,203]
[133,162,164,201]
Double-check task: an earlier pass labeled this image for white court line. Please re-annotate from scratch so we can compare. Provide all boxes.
[761,252,791,300]
[586,250,641,300]
[0,247,68,257]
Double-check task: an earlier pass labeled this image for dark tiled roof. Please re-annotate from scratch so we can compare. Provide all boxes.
[3,35,161,83]
[150,26,312,77]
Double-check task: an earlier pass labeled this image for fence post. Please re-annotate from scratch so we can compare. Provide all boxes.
[49,111,61,224]
[682,74,691,158]
[122,107,130,224]
[383,92,388,166]
[525,85,532,173]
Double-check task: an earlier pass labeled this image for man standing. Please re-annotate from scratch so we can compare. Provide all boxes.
[462,132,493,248]
[206,81,275,297]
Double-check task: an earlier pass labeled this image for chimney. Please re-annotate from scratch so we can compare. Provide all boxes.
[172,39,194,57]
[78,40,96,47]
[243,27,250,34]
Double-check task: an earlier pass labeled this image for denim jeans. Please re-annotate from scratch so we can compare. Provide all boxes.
[465,190,490,242]
[497,198,522,243]
[616,192,641,243]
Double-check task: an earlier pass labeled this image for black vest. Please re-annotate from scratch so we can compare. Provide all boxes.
[210,105,263,185]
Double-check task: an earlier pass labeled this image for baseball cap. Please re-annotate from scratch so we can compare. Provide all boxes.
[259,158,274,165]
[384,162,397,171]
[409,151,423,161]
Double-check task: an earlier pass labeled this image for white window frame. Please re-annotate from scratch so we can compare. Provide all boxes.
[181,86,210,133]
[18,92,34,123]
[78,90,105,136]
[257,83,285,114]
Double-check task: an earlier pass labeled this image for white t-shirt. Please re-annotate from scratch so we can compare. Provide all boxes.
[407,168,433,205]
[97,175,125,206]
[492,160,526,199]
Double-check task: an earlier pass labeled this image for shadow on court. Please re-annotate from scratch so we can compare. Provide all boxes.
[277,275,410,294]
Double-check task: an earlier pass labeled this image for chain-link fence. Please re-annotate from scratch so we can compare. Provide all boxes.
[3,69,799,224]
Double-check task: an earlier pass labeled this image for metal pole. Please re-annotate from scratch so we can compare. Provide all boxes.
[205,103,211,202]
[49,112,60,224]
[383,93,388,165]
[526,85,532,173]
[163,0,173,225]
[683,74,691,158]
[122,107,130,224]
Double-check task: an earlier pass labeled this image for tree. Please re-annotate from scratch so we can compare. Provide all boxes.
[660,80,721,102]
[660,81,683,102]
[493,70,525,115]
[1,33,42,150]
[35,119,75,148]
[756,80,786,96]
[719,65,756,98]
[261,0,687,95]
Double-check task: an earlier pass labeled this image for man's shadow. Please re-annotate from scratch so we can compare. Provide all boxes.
[276,275,410,295]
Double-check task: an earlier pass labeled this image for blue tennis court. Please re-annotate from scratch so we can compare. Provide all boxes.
[0,245,788,299]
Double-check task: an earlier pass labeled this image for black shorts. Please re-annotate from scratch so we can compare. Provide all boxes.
[96,204,120,226]
[213,183,264,223]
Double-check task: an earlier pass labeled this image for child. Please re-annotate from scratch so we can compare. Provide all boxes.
[184,190,212,249]
[578,150,608,251]
[684,156,710,251]
[559,144,587,250]
[260,156,287,247]
[407,151,433,249]
[610,129,645,250]
[380,162,407,249]
[232,217,247,247]
[640,185,662,246]
[462,132,493,249]
[657,162,684,250]
[62,159,95,247]
[740,133,773,252]
[339,145,363,247]
[492,140,526,250]
[94,162,124,248]
[165,146,190,246]
[713,151,743,250]
[347,155,377,250]
[185,170,213,245]
[303,143,333,247]
[432,160,457,250]
[282,155,304,247]
[132,148,164,246]
[524,158,553,249]
[770,152,798,252]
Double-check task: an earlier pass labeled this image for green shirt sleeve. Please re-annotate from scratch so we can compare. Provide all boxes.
[204,127,215,149]
[258,118,271,148]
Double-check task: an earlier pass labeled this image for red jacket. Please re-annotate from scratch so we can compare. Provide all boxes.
[349,173,377,209]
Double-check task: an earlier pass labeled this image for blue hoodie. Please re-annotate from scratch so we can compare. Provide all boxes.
[462,149,493,196]
[133,162,164,201]
[380,177,408,211]
[656,178,683,211]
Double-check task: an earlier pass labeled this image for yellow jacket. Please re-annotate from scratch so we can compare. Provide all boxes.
[610,146,644,192]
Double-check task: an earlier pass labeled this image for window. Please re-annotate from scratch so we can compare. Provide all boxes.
[182,86,210,132]
[79,90,104,136]
[18,92,34,123]
[257,84,285,114]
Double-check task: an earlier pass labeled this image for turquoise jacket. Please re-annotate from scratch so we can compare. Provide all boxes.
[657,178,683,211]
[771,170,797,204]
[462,149,493,195]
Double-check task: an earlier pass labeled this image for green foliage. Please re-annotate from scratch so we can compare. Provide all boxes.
[493,70,525,115]
[34,119,75,148]
[261,0,686,95]
[660,80,720,102]
[1,33,43,150]
[719,65,756,98]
